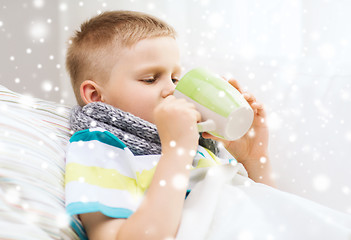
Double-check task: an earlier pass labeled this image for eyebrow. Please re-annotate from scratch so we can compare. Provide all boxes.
[136,65,182,75]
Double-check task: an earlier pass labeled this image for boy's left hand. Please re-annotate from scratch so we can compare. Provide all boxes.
[202,77,269,164]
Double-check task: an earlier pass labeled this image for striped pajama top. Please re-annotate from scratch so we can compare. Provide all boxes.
[65,127,236,238]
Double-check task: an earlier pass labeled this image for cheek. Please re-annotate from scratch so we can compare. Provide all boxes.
[133,91,157,110]
[130,90,159,121]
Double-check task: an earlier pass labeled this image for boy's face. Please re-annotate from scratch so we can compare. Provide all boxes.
[101,37,181,123]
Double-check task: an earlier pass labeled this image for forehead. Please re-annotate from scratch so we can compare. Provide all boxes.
[122,37,179,60]
[109,37,180,73]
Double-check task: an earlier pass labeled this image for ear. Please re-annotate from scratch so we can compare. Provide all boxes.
[80,80,104,104]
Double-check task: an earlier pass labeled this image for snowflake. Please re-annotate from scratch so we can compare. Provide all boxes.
[107,151,115,158]
[4,188,21,204]
[88,142,95,149]
[59,2,68,11]
[56,212,70,229]
[29,21,48,40]
[189,150,196,157]
[172,174,188,190]
[248,73,255,79]
[41,162,48,169]
[169,140,176,147]
[342,186,350,195]
[288,134,297,143]
[313,174,331,192]
[159,180,166,187]
[19,94,35,108]
[266,112,282,130]
[41,80,53,92]
[56,106,65,114]
[260,156,267,164]
[177,147,184,156]
[90,120,97,127]
[218,90,225,98]
[346,132,351,141]
[77,140,84,147]
[33,0,45,8]
[147,3,155,10]
[80,195,89,203]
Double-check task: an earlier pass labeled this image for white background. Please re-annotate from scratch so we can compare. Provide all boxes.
[0,0,350,214]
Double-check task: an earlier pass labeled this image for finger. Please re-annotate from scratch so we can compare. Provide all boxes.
[251,102,263,110]
[179,101,198,111]
[191,109,202,123]
[256,104,266,118]
[242,92,256,103]
[201,132,221,141]
[252,102,266,118]
[201,132,213,139]
[168,97,195,108]
[251,102,261,115]
[228,78,244,93]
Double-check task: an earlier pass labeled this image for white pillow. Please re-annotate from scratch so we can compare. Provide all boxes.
[0,85,80,239]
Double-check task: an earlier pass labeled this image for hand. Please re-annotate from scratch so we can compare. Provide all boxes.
[154,95,201,156]
[202,77,269,164]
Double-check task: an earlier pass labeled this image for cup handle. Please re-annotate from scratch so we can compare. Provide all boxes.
[197,119,216,133]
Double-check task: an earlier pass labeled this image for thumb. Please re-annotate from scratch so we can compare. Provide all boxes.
[201,132,223,141]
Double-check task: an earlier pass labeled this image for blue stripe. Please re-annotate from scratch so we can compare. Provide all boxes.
[70,129,126,150]
[229,158,237,164]
[197,151,206,158]
[67,201,134,219]
[185,189,191,199]
[70,217,88,240]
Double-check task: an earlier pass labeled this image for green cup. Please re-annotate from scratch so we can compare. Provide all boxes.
[174,68,254,140]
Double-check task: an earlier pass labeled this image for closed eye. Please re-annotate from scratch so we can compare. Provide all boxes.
[142,78,156,84]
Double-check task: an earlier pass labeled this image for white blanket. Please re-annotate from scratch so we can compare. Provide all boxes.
[177,164,351,240]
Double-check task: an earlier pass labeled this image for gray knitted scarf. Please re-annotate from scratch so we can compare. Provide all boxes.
[69,102,218,156]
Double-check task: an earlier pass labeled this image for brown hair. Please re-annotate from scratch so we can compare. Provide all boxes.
[66,10,177,105]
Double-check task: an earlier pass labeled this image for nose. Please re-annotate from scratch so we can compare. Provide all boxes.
[161,78,176,98]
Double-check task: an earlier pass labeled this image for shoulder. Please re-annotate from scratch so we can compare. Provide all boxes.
[66,127,134,171]
[69,127,127,150]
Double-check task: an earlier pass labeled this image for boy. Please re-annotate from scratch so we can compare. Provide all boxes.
[65,10,273,239]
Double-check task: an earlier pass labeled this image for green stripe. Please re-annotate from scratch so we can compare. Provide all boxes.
[70,129,126,150]
[65,162,137,191]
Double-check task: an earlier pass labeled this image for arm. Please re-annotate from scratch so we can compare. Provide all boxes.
[80,96,201,240]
